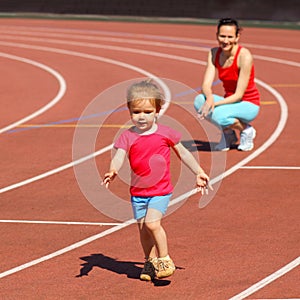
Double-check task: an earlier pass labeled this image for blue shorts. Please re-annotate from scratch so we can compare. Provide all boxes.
[131,194,172,220]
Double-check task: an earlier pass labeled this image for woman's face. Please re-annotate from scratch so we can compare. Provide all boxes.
[216,25,240,51]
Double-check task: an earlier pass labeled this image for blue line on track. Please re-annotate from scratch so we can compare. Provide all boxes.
[7,81,220,135]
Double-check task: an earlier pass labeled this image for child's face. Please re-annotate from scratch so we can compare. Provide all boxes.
[129,99,158,132]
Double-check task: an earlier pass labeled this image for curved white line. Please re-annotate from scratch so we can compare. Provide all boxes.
[1,34,299,69]
[168,78,288,206]
[0,52,66,134]
[0,37,205,66]
[2,34,300,69]
[253,54,300,68]
[214,78,288,181]
[0,42,171,193]
[0,41,172,100]
[0,25,299,54]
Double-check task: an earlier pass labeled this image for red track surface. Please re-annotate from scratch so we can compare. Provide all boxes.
[0,18,299,299]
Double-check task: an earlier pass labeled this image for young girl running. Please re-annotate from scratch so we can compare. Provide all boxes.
[103,79,211,281]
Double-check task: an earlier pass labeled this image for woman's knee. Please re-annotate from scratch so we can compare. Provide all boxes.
[213,116,234,127]
[194,94,206,111]
[210,109,233,128]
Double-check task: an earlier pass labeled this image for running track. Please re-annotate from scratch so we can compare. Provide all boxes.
[0,18,299,299]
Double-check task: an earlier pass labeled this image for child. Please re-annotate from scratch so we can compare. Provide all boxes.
[102,79,211,281]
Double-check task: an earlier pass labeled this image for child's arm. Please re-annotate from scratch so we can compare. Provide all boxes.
[173,142,212,194]
[102,148,126,188]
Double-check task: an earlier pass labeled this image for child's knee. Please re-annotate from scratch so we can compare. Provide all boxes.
[145,220,161,232]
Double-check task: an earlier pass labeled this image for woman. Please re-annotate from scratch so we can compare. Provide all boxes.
[194,18,260,151]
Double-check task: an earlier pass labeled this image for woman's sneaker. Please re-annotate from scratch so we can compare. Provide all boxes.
[215,129,238,151]
[156,257,176,278]
[238,126,256,151]
[140,258,157,281]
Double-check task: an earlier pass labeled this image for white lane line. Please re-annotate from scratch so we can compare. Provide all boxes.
[1,25,299,53]
[229,256,300,300]
[194,78,288,191]
[0,144,113,193]
[0,52,66,134]
[171,76,292,209]
[0,220,122,226]
[223,80,297,298]
[240,166,300,170]
[166,80,288,206]
[253,54,300,68]
[0,29,209,52]
[1,34,300,69]
[0,37,206,66]
[0,42,172,193]
[0,219,136,279]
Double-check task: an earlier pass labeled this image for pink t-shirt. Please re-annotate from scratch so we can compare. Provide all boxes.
[114,124,181,196]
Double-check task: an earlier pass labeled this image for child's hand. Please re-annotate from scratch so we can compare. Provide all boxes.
[196,172,213,195]
[102,170,118,188]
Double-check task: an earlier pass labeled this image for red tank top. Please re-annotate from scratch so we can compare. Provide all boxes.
[215,46,260,106]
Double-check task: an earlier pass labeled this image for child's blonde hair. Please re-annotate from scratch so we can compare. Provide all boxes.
[127,79,165,113]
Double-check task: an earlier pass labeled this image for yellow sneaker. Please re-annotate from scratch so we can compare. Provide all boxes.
[156,257,176,278]
[140,258,157,281]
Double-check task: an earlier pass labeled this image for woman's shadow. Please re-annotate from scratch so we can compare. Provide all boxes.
[76,253,177,286]
[181,139,238,152]
[181,139,212,152]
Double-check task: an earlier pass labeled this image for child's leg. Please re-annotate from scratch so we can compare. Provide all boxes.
[138,214,162,281]
[144,208,168,258]
[138,218,157,281]
[137,217,157,259]
[144,208,175,279]
[137,209,168,258]
[133,194,175,279]
[143,194,171,258]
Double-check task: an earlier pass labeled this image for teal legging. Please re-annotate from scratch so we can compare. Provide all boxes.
[194,94,260,129]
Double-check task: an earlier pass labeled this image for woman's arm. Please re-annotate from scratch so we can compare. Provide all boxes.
[202,49,217,99]
[102,148,126,188]
[198,49,217,119]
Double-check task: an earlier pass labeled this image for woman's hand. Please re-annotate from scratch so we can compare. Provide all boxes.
[197,99,214,119]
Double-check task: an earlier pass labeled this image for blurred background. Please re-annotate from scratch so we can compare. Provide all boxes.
[0,0,299,22]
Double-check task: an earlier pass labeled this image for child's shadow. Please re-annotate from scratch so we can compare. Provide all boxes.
[76,253,173,286]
